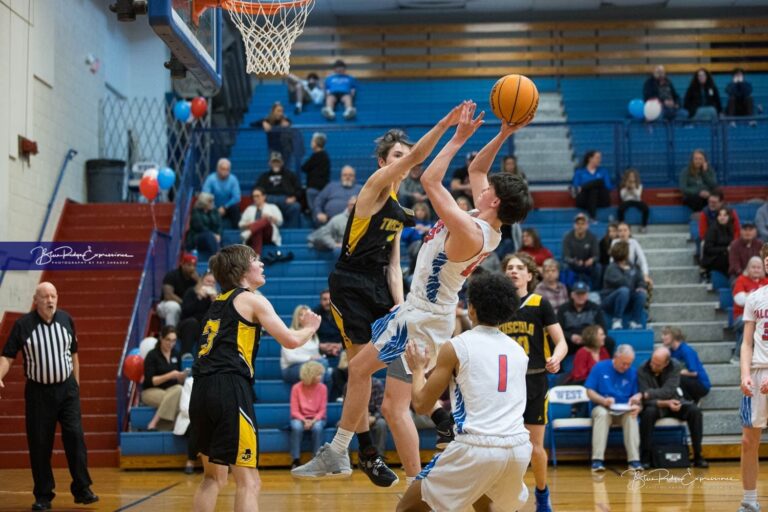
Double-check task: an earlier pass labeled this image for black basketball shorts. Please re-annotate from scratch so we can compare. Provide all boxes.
[328,268,394,347]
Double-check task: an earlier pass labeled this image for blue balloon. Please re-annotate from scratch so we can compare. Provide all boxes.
[128,347,141,357]
[628,98,645,120]
[173,100,191,122]
[157,167,176,191]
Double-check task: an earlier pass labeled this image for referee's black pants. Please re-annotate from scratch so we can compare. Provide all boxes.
[25,375,92,502]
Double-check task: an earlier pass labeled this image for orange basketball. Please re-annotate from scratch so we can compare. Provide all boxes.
[489,74,539,125]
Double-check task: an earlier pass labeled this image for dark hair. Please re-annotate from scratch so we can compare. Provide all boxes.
[603,222,619,242]
[501,155,520,175]
[710,189,725,201]
[252,186,266,196]
[209,244,257,292]
[610,240,630,262]
[374,129,414,162]
[580,150,600,169]
[620,168,642,190]
[581,325,604,350]
[522,228,542,250]
[156,325,177,349]
[467,272,519,326]
[505,252,538,292]
[307,72,319,81]
[689,67,716,91]
[687,149,709,175]
[320,288,330,296]
[488,173,533,225]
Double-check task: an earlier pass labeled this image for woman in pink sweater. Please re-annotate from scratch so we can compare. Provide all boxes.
[289,361,328,468]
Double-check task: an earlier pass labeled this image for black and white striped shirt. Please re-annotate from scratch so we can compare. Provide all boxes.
[2,310,78,384]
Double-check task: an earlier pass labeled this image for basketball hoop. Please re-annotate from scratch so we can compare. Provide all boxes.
[193,0,314,76]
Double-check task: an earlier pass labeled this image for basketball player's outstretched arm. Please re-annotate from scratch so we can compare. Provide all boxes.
[242,293,321,349]
[544,323,568,373]
[404,340,458,415]
[467,116,533,206]
[741,320,756,396]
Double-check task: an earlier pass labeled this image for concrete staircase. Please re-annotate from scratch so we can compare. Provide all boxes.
[514,92,574,183]
[639,224,740,440]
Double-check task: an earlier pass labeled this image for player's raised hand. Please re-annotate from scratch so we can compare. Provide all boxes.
[742,374,754,397]
[404,340,429,372]
[301,309,322,333]
[438,102,466,128]
[453,101,485,143]
[500,112,535,137]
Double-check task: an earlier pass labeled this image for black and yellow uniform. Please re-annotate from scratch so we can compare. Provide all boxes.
[329,192,414,346]
[500,293,558,425]
[190,288,261,467]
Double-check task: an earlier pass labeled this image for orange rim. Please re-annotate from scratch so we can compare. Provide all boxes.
[193,0,311,24]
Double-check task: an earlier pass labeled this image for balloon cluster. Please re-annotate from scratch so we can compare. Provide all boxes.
[139,167,176,201]
[173,97,208,123]
[122,337,159,382]
[628,98,662,122]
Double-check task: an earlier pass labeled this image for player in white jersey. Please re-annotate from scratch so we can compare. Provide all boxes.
[738,244,768,512]
[398,272,532,512]
[293,101,533,484]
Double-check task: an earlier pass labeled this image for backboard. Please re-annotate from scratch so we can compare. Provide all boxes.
[149,0,223,94]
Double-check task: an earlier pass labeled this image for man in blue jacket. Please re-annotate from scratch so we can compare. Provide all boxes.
[202,158,242,229]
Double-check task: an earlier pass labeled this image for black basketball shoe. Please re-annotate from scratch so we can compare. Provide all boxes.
[358,447,399,487]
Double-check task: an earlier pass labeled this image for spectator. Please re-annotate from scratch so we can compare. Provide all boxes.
[679,149,718,212]
[702,207,736,280]
[368,377,389,455]
[698,190,741,242]
[289,361,328,469]
[185,192,221,254]
[643,64,686,120]
[726,68,756,118]
[612,222,652,286]
[520,228,554,271]
[567,325,610,385]
[238,187,283,256]
[557,281,614,357]
[601,241,647,330]
[178,272,217,356]
[322,59,357,120]
[280,305,330,385]
[312,290,343,355]
[731,256,768,364]
[572,150,613,221]
[308,195,355,254]
[157,253,199,327]
[730,222,763,279]
[661,326,712,403]
[683,68,722,121]
[534,259,569,310]
[313,165,362,226]
[286,72,325,115]
[262,101,291,132]
[449,151,477,201]
[500,155,527,181]
[756,194,768,241]
[637,347,708,469]
[562,213,601,290]
[402,202,434,267]
[398,163,428,209]
[256,152,303,228]
[142,326,187,431]
[617,168,649,232]
[202,158,242,230]
[455,195,472,212]
[585,344,643,473]
[599,222,619,269]
[301,132,331,213]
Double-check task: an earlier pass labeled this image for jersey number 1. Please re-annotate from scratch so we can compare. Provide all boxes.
[498,354,508,392]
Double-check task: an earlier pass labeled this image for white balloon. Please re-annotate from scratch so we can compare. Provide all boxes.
[644,99,662,122]
[142,168,159,180]
[139,336,158,359]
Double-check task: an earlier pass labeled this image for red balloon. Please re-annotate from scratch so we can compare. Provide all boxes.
[139,175,159,201]
[191,97,208,118]
[123,354,144,382]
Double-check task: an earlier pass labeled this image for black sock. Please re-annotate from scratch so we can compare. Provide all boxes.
[431,407,451,430]
[357,431,374,454]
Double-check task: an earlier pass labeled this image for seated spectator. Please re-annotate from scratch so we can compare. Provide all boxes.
[141,326,187,431]
[534,259,569,310]
[455,195,472,212]
[683,68,722,121]
[238,187,283,256]
[756,194,768,241]
[280,305,330,385]
[398,163,428,210]
[202,158,242,230]
[661,326,712,402]
[402,202,434,273]
[637,347,707,469]
[321,59,357,120]
[599,222,619,270]
[601,241,647,330]
[177,272,217,356]
[557,281,614,357]
[726,67,756,118]
[731,256,768,363]
[157,253,198,327]
[567,325,610,385]
[702,207,736,280]
[643,64,686,120]
[679,149,718,212]
[262,101,291,133]
[500,155,527,181]
[256,152,303,228]
[289,361,328,469]
[562,213,601,290]
[308,195,355,255]
[185,192,221,254]
[572,150,612,221]
[301,132,331,213]
[312,289,343,356]
[617,168,649,232]
[286,72,325,115]
[585,344,643,472]
[313,165,362,226]
[729,222,763,279]
[519,228,554,271]
[698,190,741,243]
[368,377,389,456]
[612,222,652,286]
[449,151,477,201]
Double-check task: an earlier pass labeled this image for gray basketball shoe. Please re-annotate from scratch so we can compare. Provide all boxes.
[291,443,352,480]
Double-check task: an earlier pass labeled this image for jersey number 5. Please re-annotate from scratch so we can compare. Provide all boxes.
[498,354,508,392]
[199,319,220,357]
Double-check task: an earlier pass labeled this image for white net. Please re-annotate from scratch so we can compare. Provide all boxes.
[224,0,315,76]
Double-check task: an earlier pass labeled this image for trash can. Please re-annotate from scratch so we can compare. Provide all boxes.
[86,159,125,203]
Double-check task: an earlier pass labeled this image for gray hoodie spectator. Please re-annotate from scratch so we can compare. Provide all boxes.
[313,165,362,225]
[308,196,355,251]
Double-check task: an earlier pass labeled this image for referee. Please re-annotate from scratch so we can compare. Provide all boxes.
[0,282,98,511]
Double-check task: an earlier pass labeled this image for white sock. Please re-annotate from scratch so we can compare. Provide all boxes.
[330,428,353,455]
[744,489,758,506]
[406,476,416,486]
[295,102,301,109]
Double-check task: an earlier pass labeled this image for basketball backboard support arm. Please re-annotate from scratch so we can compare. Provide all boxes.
[148,1,222,94]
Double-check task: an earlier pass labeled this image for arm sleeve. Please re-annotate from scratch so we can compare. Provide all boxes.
[202,175,213,194]
[288,172,302,197]
[642,78,654,101]
[68,316,78,354]
[634,241,649,276]
[732,210,741,240]
[562,234,574,264]
[541,298,558,327]
[590,234,600,259]
[601,168,613,190]
[734,292,748,307]
[267,204,284,227]
[570,351,590,382]
[313,186,329,216]
[584,363,600,391]
[318,384,328,420]
[698,213,708,241]
[1,321,24,359]
[226,178,241,208]
[679,170,697,197]
[143,351,158,387]
[290,384,303,420]
[645,366,680,401]
[743,293,757,322]
[603,265,624,290]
